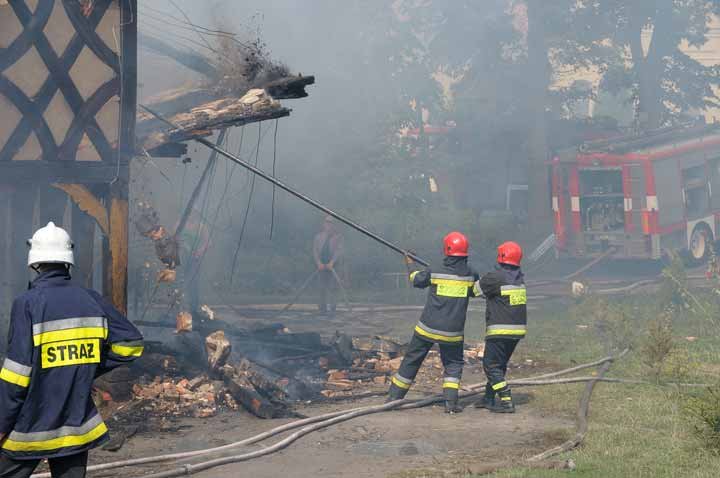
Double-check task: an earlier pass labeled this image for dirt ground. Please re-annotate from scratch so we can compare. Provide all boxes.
[89,305,570,477]
[93,393,570,478]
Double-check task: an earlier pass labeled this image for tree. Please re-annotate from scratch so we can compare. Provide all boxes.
[580,0,720,129]
[525,0,553,232]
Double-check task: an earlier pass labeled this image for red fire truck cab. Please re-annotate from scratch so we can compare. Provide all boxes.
[553,125,720,263]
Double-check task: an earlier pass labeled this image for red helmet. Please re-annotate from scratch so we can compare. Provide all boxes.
[497,241,523,266]
[443,232,469,257]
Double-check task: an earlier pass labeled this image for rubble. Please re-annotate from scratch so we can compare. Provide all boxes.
[134,202,180,269]
[205,330,231,372]
[157,269,176,283]
[176,311,193,333]
[200,304,216,321]
[130,376,236,419]
[98,330,488,438]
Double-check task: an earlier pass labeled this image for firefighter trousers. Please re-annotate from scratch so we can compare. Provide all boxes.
[0,451,88,478]
[388,335,464,402]
[483,338,520,397]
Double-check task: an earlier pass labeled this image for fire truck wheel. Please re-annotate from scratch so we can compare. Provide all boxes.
[688,223,714,265]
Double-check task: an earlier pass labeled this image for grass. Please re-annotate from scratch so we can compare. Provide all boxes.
[472,298,720,478]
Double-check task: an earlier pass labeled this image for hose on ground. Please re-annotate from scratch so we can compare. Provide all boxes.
[138,349,629,478]
[30,352,630,478]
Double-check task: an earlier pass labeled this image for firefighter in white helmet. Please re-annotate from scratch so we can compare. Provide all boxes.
[26,221,75,268]
[0,222,143,477]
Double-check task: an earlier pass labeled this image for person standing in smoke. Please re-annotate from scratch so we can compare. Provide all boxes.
[313,216,344,316]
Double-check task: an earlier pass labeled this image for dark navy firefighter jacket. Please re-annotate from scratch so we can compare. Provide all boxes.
[479,264,527,339]
[410,256,481,344]
[0,268,143,460]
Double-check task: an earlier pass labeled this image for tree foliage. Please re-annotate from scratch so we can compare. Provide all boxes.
[575,0,720,128]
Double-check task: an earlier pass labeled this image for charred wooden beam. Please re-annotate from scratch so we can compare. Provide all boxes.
[223,373,287,419]
[137,92,290,153]
[140,75,313,120]
[264,75,315,99]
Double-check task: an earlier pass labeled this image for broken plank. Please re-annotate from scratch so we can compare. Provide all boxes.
[264,75,315,99]
[223,373,287,419]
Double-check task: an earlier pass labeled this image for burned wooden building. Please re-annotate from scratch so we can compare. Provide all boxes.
[0,0,137,326]
[0,0,314,337]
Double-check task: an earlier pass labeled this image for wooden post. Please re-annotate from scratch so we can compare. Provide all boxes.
[110,190,129,315]
[102,172,130,315]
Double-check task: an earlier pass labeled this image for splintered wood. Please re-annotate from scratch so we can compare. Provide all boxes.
[205,330,231,372]
[138,89,290,154]
[176,311,193,333]
[131,376,238,419]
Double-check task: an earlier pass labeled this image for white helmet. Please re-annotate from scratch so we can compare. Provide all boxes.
[27,222,74,267]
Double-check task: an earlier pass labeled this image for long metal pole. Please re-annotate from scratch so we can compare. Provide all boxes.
[140,105,430,266]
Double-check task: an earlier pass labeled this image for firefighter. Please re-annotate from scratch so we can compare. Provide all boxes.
[313,216,345,316]
[387,232,480,414]
[0,222,144,477]
[474,241,527,414]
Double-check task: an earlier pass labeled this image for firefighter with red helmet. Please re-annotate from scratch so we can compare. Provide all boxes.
[474,241,527,413]
[387,232,480,414]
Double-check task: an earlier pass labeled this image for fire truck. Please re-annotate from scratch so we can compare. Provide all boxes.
[552,124,720,263]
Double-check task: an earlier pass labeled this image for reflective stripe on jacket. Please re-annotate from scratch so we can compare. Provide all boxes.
[479,265,527,339]
[0,268,144,459]
[410,256,480,344]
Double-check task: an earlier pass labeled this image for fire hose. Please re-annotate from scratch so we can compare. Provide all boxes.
[31,351,628,478]
[139,105,430,268]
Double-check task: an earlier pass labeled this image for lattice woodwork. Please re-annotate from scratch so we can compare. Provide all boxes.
[0,0,135,165]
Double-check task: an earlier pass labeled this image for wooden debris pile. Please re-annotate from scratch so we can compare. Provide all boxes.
[318,338,485,399]
[98,326,487,426]
[131,375,238,419]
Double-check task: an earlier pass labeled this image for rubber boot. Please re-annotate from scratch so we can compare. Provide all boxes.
[487,390,515,414]
[386,380,409,403]
[445,400,463,414]
[474,386,495,409]
[443,386,462,414]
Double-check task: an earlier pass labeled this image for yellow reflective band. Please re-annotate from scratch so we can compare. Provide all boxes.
[392,376,411,389]
[1,422,108,452]
[492,381,507,391]
[41,339,101,369]
[409,271,419,281]
[33,327,108,346]
[486,328,526,336]
[414,326,464,343]
[501,288,527,306]
[443,382,460,389]
[0,368,30,388]
[431,279,473,298]
[111,344,144,358]
[473,281,481,297]
[500,396,512,401]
